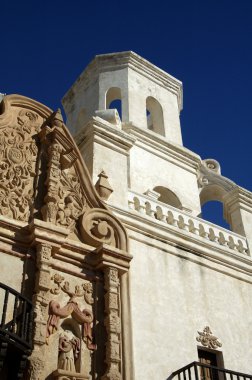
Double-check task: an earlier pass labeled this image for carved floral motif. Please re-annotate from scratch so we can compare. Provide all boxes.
[0,109,41,221]
[196,326,222,349]
[50,273,94,304]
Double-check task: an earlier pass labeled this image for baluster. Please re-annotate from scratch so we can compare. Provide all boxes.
[1,289,9,327]
[11,295,19,334]
[188,367,192,380]
[0,341,8,372]
[208,228,217,242]
[194,363,199,380]
[145,202,155,217]
[167,211,176,226]
[198,224,207,238]
[178,215,186,229]
[20,300,27,340]
[227,236,235,250]
[188,219,196,234]
[28,305,34,346]
[236,240,245,254]
[218,232,226,246]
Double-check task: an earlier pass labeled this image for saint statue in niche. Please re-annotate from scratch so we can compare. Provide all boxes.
[58,330,80,373]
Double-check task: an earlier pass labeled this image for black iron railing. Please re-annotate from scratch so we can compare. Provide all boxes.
[167,362,252,380]
[0,282,33,350]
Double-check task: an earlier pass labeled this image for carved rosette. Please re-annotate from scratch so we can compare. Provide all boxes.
[196,326,222,349]
[102,267,121,380]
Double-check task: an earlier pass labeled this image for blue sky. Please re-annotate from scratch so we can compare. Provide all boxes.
[2,0,252,226]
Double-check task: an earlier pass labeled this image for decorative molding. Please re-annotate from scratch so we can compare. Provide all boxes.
[196,326,222,349]
[123,122,200,174]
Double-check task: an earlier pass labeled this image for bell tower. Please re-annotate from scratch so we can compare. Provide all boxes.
[62,51,183,145]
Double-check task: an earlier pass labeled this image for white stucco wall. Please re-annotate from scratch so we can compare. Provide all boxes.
[129,236,252,379]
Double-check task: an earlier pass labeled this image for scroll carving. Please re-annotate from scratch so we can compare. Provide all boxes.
[0,109,41,221]
[80,209,127,250]
[196,326,222,349]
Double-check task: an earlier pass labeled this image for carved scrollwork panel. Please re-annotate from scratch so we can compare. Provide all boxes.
[79,208,127,250]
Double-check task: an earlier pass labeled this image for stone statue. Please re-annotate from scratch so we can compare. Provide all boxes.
[58,330,80,372]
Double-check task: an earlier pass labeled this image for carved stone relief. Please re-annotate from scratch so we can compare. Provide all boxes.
[102,267,122,380]
[0,108,42,221]
[196,326,222,349]
[42,115,87,233]
[47,273,97,350]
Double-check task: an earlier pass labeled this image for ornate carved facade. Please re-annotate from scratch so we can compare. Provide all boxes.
[1,52,252,380]
[0,94,131,380]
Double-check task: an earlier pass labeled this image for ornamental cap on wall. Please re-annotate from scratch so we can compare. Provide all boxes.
[196,326,222,349]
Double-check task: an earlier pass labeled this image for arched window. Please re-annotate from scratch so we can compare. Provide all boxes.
[199,185,229,229]
[146,96,165,136]
[106,87,122,118]
[153,186,182,209]
[201,200,230,229]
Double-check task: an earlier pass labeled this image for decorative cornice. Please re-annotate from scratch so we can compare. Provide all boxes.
[75,117,135,156]
[123,122,201,173]
[110,204,252,279]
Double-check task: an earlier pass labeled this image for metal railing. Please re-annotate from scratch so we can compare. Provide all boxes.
[167,362,252,380]
[0,282,33,350]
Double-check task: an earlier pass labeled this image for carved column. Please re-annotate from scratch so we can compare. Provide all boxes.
[42,140,62,224]
[102,267,122,380]
[29,242,52,380]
